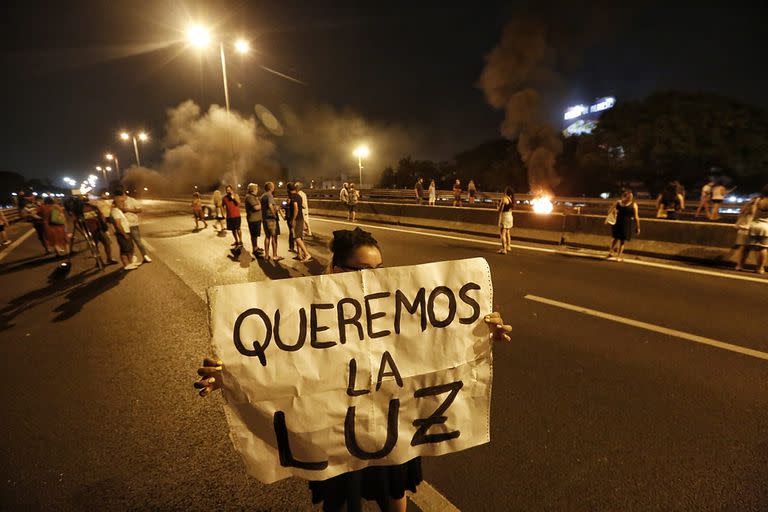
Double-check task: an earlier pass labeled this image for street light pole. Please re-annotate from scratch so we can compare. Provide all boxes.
[132,136,142,167]
[106,153,120,179]
[353,145,370,188]
[357,155,363,187]
[219,41,231,114]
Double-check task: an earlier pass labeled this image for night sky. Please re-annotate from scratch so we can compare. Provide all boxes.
[2,1,767,181]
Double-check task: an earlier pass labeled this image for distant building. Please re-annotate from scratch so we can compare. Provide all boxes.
[563,96,616,137]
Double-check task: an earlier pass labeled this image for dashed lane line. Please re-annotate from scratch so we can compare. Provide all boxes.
[409,480,461,512]
[312,217,768,285]
[524,294,768,362]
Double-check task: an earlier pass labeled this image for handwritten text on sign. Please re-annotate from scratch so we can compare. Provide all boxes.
[209,257,493,483]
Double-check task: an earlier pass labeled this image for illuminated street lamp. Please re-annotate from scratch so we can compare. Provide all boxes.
[353,145,370,187]
[95,165,107,183]
[186,25,250,114]
[119,131,149,167]
[105,152,120,179]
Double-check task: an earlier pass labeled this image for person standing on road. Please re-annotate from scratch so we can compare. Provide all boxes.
[347,183,359,222]
[414,178,424,205]
[655,182,684,220]
[733,197,756,272]
[607,189,640,261]
[744,184,768,274]
[296,181,312,237]
[221,185,243,250]
[116,189,151,263]
[38,197,68,256]
[289,183,312,262]
[695,179,715,218]
[212,190,225,233]
[708,181,735,220]
[284,183,296,254]
[0,208,11,246]
[497,186,515,254]
[111,197,139,270]
[428,179,436,206]
[22,196,49,254]
[260,182,283,262]
[452,179,462,206]
[339,182,350,219]
[192,192,208,231]
[244,183,263,259]
[81,197,118,265]
[468,180,477,205]
[194,227,513,512]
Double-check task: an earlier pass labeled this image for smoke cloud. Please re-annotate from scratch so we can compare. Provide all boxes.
[277,104,420,183]
[123,100,277,193]
[478,17,563,194]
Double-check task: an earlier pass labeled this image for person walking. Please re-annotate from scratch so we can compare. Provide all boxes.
[414,178,424,205]
[194,227,513,512]
[452,179,462,207]
[289,183,312,262]
[244,183,263,259]
[260,182,283,262]
[0,208,11,246]
[38,197,68,256]
[192,192,208,230]
[428,179,436,206]
[347,183,359,222]
[733,197,756,272]
[212,189,225,233]
[296,181,312,237]
[468,180,477,205]
[111,197,139,270]
[695,179,715,218]
[284,183,296,253]
[22,196,48,254]
[497,186,515,254]
[222,185,243,249]
[607,189,641,261]
[116,188,151,263]
[655,182,684,220]
[339,182,350,219]
[744,184,768,274]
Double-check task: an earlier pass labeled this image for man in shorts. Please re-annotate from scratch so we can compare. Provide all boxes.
[245,183,263,258]
[296,181,312,237]
[222,185,243,249]
[260,182,282,261]
[111,197,139,270]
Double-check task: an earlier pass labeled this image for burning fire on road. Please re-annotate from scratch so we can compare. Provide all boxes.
[531,195,554,214]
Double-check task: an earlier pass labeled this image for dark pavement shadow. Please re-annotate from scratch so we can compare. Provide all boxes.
[0,253,57,278]
[52,270,125,322]
[0,267,99,331]
[256,257,292,280]
[145,229,195,239]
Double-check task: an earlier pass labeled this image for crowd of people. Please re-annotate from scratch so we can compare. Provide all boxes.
[13,189,152,271]
[193,180,315,263]
[412,178,478,206]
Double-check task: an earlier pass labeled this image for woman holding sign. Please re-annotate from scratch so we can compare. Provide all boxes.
[196,227,512,512]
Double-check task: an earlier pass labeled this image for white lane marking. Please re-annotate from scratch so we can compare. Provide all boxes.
[524,294,768,362]
[0,228,35,263]
[312,217,768,285]
[409,480,461,512]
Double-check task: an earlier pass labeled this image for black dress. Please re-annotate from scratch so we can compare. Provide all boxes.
[309,457,423,512]
[611,202,635,241]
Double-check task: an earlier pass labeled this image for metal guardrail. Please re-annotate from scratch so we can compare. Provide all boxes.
[1,207,22,224]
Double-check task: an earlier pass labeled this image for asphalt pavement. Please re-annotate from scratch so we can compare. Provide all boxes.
[1,200,766,511]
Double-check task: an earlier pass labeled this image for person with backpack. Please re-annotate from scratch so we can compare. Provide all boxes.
[347,183,359,222]
[38,197,68,256]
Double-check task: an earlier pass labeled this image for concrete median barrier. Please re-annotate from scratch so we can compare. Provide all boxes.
[306,199,742,266]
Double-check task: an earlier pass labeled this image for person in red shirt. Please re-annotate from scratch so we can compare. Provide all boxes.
[222,185,243,248]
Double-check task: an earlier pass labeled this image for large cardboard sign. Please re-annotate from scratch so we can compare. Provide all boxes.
[209,257,493,483]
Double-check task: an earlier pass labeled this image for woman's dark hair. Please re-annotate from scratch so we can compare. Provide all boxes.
[330,228,379,268]
[504,186,515,205]
[761,184,768,197]
[44,197,54,205]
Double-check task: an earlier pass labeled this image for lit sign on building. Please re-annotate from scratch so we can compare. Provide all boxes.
[563,96,616,121]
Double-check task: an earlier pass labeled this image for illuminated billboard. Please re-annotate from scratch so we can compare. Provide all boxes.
[563,96,616,136]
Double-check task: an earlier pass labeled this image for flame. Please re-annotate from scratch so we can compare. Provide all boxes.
[531,195,554,214]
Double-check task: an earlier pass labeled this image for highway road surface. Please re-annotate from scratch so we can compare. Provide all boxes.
[1,200,766,511]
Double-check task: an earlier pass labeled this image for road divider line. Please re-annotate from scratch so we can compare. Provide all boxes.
[409,480,461,512]
[0,228,35,263]
[524,294,768,362]
[313,217,768,285]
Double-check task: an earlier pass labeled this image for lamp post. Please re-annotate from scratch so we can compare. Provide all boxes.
[353,145,370,187]
[105,153,120,179]
[95,165,107,183]
[119,131,149,167]
[187,25,250,114]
